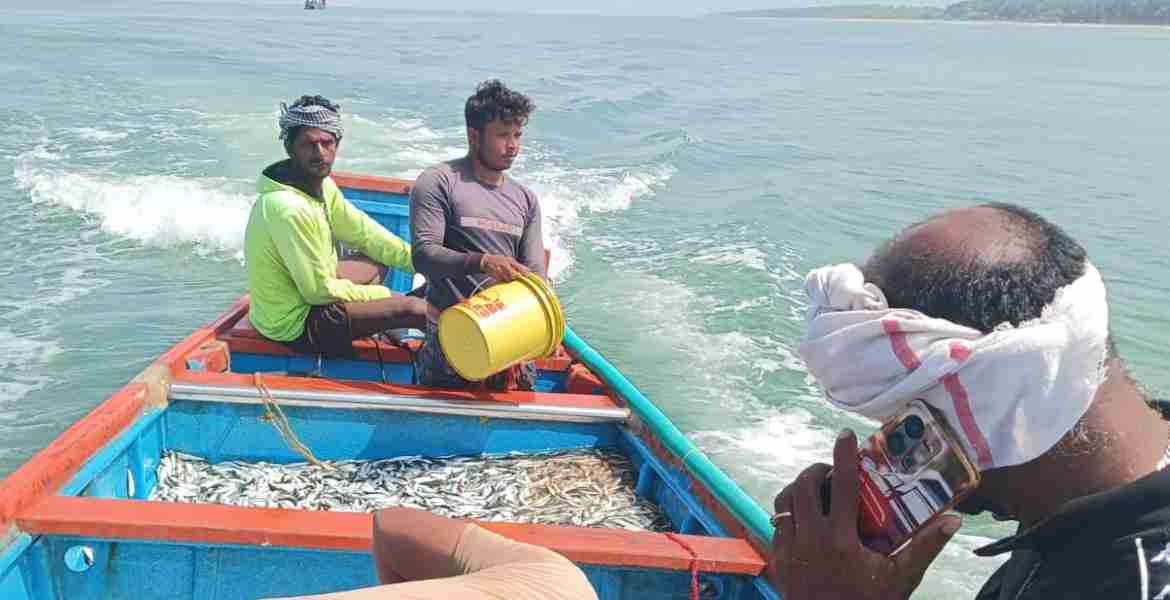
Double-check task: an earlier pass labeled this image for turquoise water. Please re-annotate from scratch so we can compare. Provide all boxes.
[2,1,1168,596]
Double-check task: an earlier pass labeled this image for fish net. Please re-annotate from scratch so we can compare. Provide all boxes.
[150,448,672,531]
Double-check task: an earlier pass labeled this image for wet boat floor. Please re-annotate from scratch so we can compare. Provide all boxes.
[150,449,671,531]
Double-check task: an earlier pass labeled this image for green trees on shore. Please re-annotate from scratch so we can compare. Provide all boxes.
[942,0,1170,23]
[725,0,1170,24]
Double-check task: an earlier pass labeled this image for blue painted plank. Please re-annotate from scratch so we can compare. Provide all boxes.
[1,534,56,600]
[59,408,165,499]
[0,534,33,589]
[620,429,727,538]
[0,563,30,600]
[37,536,762,600]
[164,400,620,464]
[343,193,414,293]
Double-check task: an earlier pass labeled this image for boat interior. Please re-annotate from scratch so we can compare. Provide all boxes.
[0,174,774,600]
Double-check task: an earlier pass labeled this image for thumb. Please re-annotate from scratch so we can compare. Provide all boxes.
[893,515,961,589]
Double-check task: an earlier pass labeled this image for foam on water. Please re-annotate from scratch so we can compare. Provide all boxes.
[10,112,676,289]
[0,330,62,405]
[690,245,770,272]
[14,146,253,260]
[71,127,129,143]
[335,111,677,282]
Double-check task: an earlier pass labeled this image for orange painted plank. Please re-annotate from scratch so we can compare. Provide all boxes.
[332,172,413,195]
[158,328,219,374]
[205,296,251,335]
[0,385,149,535]
[17,497,766,575]
[481,521,766,574]
[173,371,621,411]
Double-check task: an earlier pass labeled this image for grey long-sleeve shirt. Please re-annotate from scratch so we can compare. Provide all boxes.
[410,157,547,311]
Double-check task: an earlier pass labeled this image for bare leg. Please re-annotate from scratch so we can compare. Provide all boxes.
[344,296,432,334]
[336,255,388,286]
[334,255,432,332]
[372,507,468,584]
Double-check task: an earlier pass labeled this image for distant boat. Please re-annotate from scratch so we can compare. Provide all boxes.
[304,0,326,9]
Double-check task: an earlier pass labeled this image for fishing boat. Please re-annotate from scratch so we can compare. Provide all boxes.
[304,0,326,10]
[0,172,778,599]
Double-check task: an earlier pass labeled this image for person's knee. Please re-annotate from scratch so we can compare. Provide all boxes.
[373,507,418,548]
[404,297,437,325]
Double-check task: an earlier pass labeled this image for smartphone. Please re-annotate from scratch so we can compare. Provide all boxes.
[824,399,980,556]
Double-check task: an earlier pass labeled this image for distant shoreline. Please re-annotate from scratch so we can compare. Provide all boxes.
[730,15,1170,29]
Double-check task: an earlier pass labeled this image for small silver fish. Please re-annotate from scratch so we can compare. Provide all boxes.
[150,449,669,531]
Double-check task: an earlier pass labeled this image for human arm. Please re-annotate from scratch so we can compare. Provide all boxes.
[768,430,961,600]
[409,169,484,280]
[270,207,392,304]
[328,189,413,274]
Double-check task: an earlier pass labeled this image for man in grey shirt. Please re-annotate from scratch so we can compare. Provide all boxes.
[410,80,546,390]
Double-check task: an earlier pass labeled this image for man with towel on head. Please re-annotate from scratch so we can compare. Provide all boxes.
[245,95,432,358]
[769,203,1170,600]
[409,80,547,391]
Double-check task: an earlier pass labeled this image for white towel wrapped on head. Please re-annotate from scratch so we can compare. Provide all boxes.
[797,261,1110,470]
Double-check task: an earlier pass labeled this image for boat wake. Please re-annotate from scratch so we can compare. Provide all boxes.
[14,146,253,261]
[11,112,676,282]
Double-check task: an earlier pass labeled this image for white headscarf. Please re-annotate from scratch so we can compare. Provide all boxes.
[798,262,1109,470]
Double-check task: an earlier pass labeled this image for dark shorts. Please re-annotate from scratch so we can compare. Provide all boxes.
[284,294,429,359]
[276,256,429,359]
[285,303,359,359]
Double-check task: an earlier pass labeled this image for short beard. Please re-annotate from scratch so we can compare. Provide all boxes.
[475,141,509,172]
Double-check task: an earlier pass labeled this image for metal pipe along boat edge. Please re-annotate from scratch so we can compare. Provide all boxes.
[167,383,630,423]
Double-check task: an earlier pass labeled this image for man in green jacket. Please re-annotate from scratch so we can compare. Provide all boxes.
[244,95,431,357]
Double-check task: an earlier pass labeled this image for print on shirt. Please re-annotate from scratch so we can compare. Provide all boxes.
[1145,540,1170,600]
[460,217,523,237]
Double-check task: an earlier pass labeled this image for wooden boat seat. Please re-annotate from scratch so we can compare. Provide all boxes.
[223,314,417,363]
[223,312,574,371]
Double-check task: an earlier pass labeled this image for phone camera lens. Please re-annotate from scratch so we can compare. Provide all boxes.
[886,431,908,455]
[902,415,925,440]
[901,455,916,471]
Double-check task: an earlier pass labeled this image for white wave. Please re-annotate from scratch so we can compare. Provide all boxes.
[692,408,835,483]
[349,114,448,142]
[522,163,675,280]
[17,110,675,286]
[14,151,252,260]
[387,145,465,166]
[340,112,675,283]
[0,331,62,372]
[71,127,129,142]
[524,164,676,216]
[690,246,769,272]
[79,148,133,159]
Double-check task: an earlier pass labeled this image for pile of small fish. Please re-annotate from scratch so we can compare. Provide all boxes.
[150,449,670,531]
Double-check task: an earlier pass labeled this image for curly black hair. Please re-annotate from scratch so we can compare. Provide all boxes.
[863,203,1088,334]
[282,94,342,150]
[464,80,535,131]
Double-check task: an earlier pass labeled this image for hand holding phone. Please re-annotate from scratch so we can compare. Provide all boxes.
[823,400,979,555]
[769,427,967,600]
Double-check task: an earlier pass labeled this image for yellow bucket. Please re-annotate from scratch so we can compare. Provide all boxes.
[437,273,565,381]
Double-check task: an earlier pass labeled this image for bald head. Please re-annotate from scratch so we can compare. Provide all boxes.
[863,203,1087,333]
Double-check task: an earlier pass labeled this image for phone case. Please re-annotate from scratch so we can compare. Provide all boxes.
[855,400,980,555]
